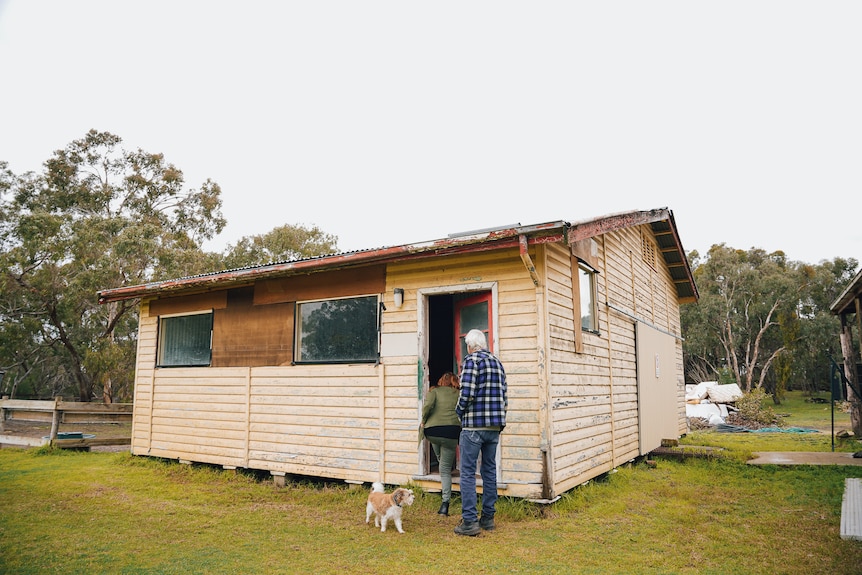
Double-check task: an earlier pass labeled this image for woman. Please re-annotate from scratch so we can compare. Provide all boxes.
[421,372,461,516]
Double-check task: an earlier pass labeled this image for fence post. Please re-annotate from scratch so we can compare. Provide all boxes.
[0,396,7,433]
[48,396,62,446]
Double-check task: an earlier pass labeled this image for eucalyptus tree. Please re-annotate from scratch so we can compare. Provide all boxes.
[682,245,802,393]
[791,258,858,394]
[0,131,225,401]
[222,223,338,269]
[682,245,857,401]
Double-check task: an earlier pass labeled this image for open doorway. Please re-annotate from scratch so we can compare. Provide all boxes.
[422,289,494,477]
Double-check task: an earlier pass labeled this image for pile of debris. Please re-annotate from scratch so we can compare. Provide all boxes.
[685,381,743,428]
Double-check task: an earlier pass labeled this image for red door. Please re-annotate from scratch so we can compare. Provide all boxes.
[454,292,493,369]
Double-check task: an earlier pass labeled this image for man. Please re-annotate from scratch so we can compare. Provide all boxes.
[454,328,508,536]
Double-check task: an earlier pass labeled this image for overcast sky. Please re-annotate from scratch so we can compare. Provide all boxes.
[1,1,859,265]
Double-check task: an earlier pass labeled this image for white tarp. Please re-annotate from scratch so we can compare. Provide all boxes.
[685,402,729,425]
[685,382,740,426]
[706,383,743,403]
[686,381,718,402]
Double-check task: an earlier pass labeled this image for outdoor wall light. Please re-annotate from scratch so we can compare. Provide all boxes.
[393,288,404,309]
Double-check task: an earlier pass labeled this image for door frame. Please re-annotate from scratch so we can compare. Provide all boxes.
[416,281,499,477]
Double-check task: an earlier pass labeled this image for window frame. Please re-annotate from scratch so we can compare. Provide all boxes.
[579,263,599,334]
[156,310,214,368]
[293,294,381,364]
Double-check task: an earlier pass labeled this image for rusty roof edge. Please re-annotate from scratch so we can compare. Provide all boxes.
[97,221,569,303]
[565,208,698,302]
[565,207,671,241]
[97,213,699,304]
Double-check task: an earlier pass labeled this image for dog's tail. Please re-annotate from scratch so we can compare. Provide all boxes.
[371,482,385,493]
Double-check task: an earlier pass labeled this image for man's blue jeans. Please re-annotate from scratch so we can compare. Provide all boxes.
[458,429,500,523]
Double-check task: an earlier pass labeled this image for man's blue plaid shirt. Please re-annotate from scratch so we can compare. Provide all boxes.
[456,349,508,429]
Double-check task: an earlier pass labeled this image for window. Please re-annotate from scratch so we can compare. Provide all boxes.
[295,295,379,363]
[454,292,493,368]
[579,265,598,333]
[158,312,213,367]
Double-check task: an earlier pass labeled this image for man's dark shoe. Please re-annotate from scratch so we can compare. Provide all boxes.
[479,516,495,531]
[437,501,450,516]
[454,520,481,536]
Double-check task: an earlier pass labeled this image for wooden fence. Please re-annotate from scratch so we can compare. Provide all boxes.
[0,397,132,448]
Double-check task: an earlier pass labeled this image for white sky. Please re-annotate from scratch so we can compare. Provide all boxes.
[1,1,860,265]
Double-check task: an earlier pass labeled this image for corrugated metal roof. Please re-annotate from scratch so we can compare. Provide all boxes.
[97,208,698,304]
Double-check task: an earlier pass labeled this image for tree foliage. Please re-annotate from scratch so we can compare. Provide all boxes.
[682,244,858,403]
[0,131,226,401]
[0,131,341,403]
[222,223,337,269]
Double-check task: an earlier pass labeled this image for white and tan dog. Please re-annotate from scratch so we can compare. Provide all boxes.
[365,482,415,533]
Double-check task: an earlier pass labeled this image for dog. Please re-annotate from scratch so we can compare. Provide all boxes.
[365,482,415,533]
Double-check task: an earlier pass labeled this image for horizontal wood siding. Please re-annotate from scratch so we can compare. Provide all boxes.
[379,358,420,480]
[131,302,156,453]
[547,243,615,489]
[148,367,251,468]
[246,364,381,482]
[547,223,688,494]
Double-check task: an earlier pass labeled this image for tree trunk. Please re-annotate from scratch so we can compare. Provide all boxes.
[102,375,113,404]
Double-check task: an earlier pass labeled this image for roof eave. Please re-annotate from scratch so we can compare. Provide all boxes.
[830,268,862,315]
[566,208,699,302]
[97,210,699,305]
[97,222,568,304]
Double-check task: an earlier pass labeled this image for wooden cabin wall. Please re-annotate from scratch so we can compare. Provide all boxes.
[545,241,616,493]
[131,301,156,455]
[132,249,543,494]
[386,247,545,497]
[129,228,685,499]
[546,224,687,496]
[133,300,385,481]
[245,364,381,482]
[601,230,644,468]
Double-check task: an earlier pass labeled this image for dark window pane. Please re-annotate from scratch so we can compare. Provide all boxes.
[298,296,378,362]
[160,313,213,366]
[460,300,488,332]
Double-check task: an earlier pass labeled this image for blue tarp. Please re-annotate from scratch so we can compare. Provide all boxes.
[716,423,819,433]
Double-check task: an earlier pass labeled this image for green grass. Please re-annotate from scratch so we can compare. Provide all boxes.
[1,391,861,574]
[681,391,862,459]
[777,391,851,430]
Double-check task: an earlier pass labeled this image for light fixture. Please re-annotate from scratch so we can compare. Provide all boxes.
[393,288,404,308]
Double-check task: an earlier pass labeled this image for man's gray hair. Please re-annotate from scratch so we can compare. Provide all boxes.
[464,329,488,352]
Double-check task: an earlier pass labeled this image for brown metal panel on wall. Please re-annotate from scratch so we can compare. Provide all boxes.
[253,265,386,305]
[147,291,228,317]
[212,287,294,367]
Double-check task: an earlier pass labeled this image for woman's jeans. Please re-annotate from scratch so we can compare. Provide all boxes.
[428,436,458,502]
[458,429,500,523]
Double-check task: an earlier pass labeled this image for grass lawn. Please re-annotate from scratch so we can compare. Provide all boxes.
[1,391,860,574]
[682,390,861,458]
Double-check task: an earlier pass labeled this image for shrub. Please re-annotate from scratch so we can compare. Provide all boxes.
[727,388,781,429]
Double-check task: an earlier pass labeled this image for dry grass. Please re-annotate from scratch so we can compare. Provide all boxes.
[0,445,860,574]
[1,391,860,574]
